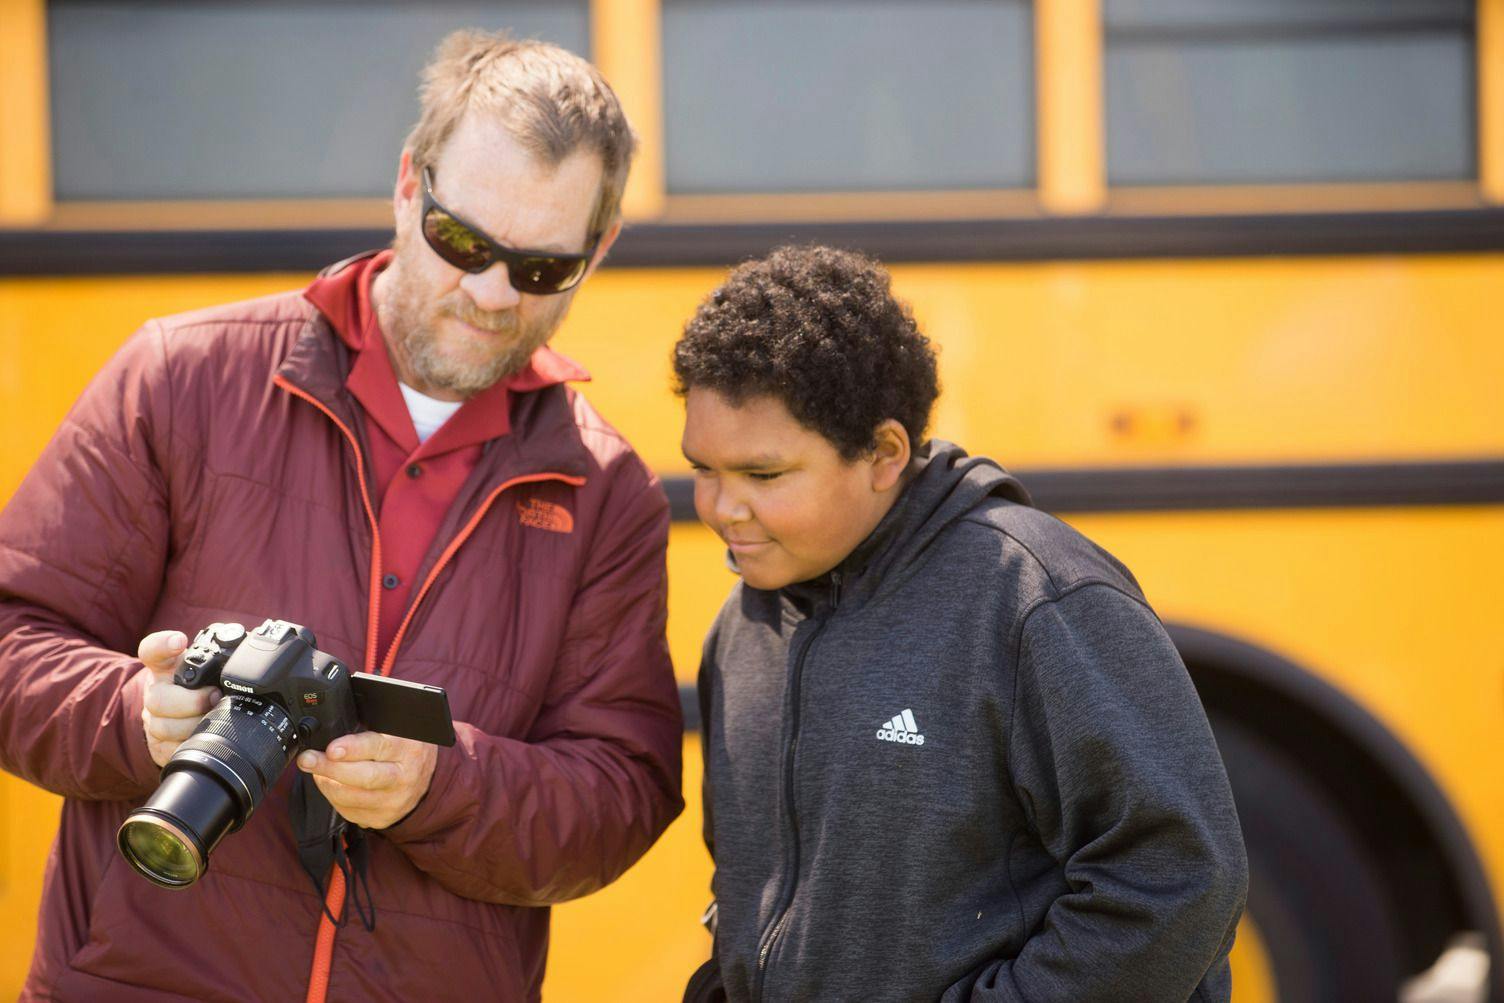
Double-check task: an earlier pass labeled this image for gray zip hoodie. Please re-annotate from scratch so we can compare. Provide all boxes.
[696,442,1248,1003]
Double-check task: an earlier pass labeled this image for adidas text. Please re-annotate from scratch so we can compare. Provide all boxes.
[875,708,925,746]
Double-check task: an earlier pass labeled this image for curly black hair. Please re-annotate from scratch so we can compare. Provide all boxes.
[672,245,939,460]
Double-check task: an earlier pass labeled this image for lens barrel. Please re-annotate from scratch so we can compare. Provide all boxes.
[118,695,297,888]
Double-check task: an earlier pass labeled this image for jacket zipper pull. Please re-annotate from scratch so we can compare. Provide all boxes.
[830,571,843,609]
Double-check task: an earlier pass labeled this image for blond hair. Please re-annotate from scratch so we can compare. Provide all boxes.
[405,30,635,240]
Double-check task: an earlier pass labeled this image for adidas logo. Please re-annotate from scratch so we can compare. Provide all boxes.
[876,708,925,746]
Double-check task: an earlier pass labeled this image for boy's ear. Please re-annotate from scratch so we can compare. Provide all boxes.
[870,420,911,492]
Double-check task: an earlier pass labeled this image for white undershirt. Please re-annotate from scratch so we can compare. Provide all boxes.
[399,382,464,444]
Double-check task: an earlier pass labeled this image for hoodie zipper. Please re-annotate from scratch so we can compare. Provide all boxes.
[752,570,842,1002]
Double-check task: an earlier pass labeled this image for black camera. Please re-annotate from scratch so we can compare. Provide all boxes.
[117,619,454,889]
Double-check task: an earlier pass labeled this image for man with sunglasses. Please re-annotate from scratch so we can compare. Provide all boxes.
[0,30,682,1003]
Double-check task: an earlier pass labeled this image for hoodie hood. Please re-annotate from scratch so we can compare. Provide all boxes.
[773,440,1032,612]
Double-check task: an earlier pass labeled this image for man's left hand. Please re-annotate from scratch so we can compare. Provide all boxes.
[296,731,438,830]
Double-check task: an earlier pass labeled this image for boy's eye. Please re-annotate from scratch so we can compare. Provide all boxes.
[748,471,783,482]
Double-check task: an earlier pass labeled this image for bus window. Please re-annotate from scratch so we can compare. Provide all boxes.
[1104,0,1475,186]
[46,1,589,201]
[661,0,1034,193]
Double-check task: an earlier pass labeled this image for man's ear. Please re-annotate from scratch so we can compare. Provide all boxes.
[582,216,623,281]
[869,419,912,493]
[393,150,420,228]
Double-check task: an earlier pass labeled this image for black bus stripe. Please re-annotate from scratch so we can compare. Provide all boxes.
[6,208,1504,275]
[663,459,1504,522]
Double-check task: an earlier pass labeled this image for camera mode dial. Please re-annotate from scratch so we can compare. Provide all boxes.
[212,622,245,645]
[174,621,248,688]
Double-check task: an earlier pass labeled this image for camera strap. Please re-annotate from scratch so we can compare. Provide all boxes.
[335,827,377,932]
[290,772,377,931]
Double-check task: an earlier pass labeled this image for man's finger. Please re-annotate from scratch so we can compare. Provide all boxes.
[145,713,204,744]
[310,773,391,810]
[144,681,220,719]
[325,731,401,763]
[299,752,400,791]
[138,630,189,676]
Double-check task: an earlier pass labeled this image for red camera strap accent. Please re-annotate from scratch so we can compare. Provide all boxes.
[306,867,345,1003]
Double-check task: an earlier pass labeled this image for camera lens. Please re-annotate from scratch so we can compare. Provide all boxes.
[118,812,203,887]
[118,695,298,888]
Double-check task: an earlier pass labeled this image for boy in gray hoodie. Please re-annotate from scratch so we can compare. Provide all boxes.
[676,245,1248,1003]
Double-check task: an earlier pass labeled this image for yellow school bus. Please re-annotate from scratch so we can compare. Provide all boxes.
[3,2,1504,1000]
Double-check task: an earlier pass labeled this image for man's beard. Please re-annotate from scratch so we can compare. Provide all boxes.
[380,233,570,398]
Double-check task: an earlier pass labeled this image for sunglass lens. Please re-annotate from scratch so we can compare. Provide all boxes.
[423,209,492,272]
[512,255,589,295]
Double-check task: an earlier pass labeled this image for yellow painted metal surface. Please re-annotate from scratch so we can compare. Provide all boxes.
[558,255,1504,474]
[543,735,713,999]
[1035,0,1105,214]
[591,0,666,221]
[1067,505,1504,961]
[1481,0,1504,203]
[660,187,1042,225]
[1106,180,1485,216]
[1229,916,1278,1003]
[901,255,1504,466]
[2,254,1503,999]
[0,0,51,226]
[0,274,308,499]
[0,782,59,993]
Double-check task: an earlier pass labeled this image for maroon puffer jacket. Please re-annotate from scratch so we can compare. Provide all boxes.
[0,290,684,1001]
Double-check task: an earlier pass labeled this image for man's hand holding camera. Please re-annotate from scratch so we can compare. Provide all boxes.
[138,629,219,769]
[296,731,437,829]
[122,618,456,889]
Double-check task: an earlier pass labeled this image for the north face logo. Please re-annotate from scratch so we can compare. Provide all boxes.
[517,498,573,533]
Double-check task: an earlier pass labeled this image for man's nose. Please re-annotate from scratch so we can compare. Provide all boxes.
[459,263,522,313]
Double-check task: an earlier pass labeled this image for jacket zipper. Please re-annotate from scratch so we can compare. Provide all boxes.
[752,571,841,1002]
[275,377,382,1003]
[275,375,584,1003]
[273,377,386,674]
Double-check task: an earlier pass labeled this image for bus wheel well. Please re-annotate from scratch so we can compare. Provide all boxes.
[1170,623,1499,989]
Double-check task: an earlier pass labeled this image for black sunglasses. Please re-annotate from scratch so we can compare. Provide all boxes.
[419,166,595,296]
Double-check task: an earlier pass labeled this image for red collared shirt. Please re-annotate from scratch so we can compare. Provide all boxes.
[303,251,588,662]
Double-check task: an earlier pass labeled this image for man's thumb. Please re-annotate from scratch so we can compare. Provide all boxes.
[138,630,189,674]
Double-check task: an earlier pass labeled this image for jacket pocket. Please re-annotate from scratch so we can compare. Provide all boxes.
[53,966,210,1003]
[67,858,314,1001]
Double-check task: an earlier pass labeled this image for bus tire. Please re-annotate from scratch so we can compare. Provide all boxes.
[1209,713,1405,1002]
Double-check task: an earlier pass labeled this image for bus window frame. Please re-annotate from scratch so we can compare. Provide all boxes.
[3,0,1503,233]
